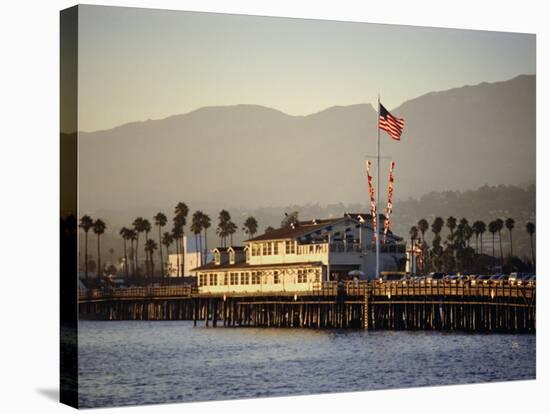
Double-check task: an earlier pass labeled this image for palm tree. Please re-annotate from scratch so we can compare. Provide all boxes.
[472,221,479,253]
[174,202,189,276]
[144,239,158,279]
[243,216,259,239]
[154,212,168,278]
[216,225,228,247]
[161,232,173,276]
[175,202,189,220]
[494,218,504,268]
[79,215,94,279]
[200,213,211,265]
[409,226,418,275]
[431,217,444,237]
[526,222,535,270]
[142,219,152,276]
[472,220,485,254]
[128,229,137,277]
[132,217,146,276]
[417,218,429,273]
[227,221,238,246]
[451,219,471,273]
[430,235,443,272]
[479,221,486,257]
[417,219,429,242]
[93,219,106,277]
[461,219,473,248]
[505,218,515,257]
[191,211,203,268]
[172,226,183,277]
[430,217,444,270]
[217,210,231,247]
[119,227,131,277]
[488,220,498,260]
[446,216,457,239]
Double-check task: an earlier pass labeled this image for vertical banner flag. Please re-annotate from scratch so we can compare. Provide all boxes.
[366,160,377,242]
[383,161,395,243]
[379,103,405,141]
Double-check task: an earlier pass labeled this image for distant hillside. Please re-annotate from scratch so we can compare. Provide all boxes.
[85,183,535,267]
[78,75,535,214]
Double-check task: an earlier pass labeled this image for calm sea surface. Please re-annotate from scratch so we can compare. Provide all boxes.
[78,321,535,408]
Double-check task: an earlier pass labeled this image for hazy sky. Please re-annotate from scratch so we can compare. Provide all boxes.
[76,5,535,132]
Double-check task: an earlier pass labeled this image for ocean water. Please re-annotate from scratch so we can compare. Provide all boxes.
[78,321,536,408]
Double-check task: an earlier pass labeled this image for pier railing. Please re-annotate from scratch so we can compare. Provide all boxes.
[80,280,535,302]
[79,285,196,301]
[79,280,536,331]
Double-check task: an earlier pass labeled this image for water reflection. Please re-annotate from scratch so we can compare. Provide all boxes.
[78,321,535,408]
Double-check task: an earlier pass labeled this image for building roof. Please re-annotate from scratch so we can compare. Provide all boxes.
[228,246,246,251]
[245,213,402,243]
[192,260,323,272]
[246,217,343,242]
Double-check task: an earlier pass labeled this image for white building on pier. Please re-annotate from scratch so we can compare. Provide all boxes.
[193,213,406,294]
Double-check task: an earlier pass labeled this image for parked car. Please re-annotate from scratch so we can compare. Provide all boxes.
[513,273,531,286]
[467,274,479,285]
[411,275,427,286]
[497,274,510,284]
[399,276,411,285]
[476,275,492,285]
[444,274,460,284]
[489,274,502,285]
[426,272,445,284]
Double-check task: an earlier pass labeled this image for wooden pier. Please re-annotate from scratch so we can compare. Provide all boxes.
[79,281,536,333]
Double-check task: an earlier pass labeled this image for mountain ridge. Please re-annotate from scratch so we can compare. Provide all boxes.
[77,74,535,213]
[80,75,532,134]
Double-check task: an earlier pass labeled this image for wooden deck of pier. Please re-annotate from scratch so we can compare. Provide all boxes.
[79,281,536,333]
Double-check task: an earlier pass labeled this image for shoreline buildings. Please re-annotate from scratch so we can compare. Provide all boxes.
[193,213,406,293]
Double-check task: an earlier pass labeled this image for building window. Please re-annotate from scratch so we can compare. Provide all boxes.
[297,269,307,283]
[240,272,249,284]
[230,272,239,285]
[223,273,229,285]
[274,271,280,284]
[285,241,296,254]
[251,271,260,285]
[229,251,235,264]
[214,251,221,265]
[209,273,217,286]
[273,242,279,255]
[199,274,207,286]
[246,248,250,261]
[314,269,321,282]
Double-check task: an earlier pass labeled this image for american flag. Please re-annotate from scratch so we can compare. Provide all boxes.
[379,103,404,141]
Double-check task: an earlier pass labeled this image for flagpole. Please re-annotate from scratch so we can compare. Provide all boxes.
[376,93,381,280]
